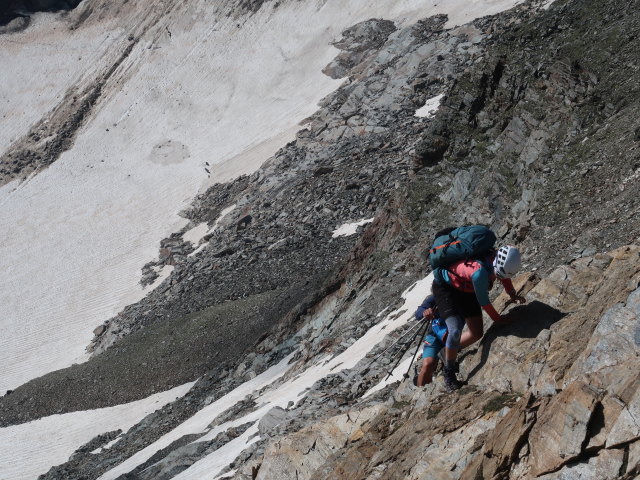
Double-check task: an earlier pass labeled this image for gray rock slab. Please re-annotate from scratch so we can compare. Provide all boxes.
[535,448,624,480]
[528,381,601,476]
[258,406,291,437]
[607,384,640,447]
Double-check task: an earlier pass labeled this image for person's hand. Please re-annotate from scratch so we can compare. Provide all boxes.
[509,293,526,305]
[422,308,435,321]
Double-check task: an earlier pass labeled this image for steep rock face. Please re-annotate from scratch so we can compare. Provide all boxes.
[4,0,640,477]
[256,405,385,479]
[251,246,640,479]
[404,0,640,272]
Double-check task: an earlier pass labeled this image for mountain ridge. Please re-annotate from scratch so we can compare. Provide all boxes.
[1,0,639,478]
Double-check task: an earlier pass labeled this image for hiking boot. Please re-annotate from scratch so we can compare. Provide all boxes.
[438,350,459,373]
[442,366,461,392]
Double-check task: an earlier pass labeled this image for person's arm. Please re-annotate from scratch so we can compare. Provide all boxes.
[471,268,504,323]
[414,295,436,320]
[498,277,526,304]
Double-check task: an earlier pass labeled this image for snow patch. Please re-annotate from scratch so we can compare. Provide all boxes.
[91,434,123,454]
[172,428,259,480]
[187,203,237,257]
[364,352,421,397]
[212,468,238,480]
[142,264,175,295]
[542,0,556,9]
[332,218,375,238]
[0,382,194,480]
[100,274,434,479]
[182,223,209,246]
[212,204,238,230]
[98,354,296,480]
[415,94,444,118]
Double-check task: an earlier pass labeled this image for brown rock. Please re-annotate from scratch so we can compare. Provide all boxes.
[586,395,625,450]
[528,381,602,476]
[256,405,384,480]
[532,246,640,394]
[493,271,539,313]
[628,439,640,472]
[460,393,543,480]
[535,448,625,480]
[606,383,640,447]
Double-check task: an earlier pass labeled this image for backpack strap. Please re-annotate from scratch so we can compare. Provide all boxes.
[440,258,490,291]
[429,231,459,258]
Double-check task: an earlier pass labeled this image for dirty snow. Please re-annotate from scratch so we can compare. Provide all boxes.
[100,274,434,479]
[141,264,175,295]
[415,93,444,118]
[364,351,422,397]
[172,427,260,480]
[0,382,194,480]
[182,223,209,246]
[91,434,123,454]
[98,353,295,479]
[332,218,375,238]
[212,467,239,480]
[188,203,237,257]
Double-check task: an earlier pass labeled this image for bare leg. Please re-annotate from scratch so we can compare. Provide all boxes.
[459,315,483,349]
[417,357,438,386]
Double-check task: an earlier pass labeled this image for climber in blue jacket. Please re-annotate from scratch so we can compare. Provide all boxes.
[413,295,448,387]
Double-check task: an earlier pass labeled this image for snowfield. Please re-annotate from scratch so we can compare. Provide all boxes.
[0,0,523,396]
[0,0,523,477]
[99,274,434,480]
[415,93,445,118]
[0,382,194,480]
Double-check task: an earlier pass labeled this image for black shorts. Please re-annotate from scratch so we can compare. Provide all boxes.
[432,281,482,319]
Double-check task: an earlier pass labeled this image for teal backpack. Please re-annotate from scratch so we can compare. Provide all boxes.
[429,225,496,269]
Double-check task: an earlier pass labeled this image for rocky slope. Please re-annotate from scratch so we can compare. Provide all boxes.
[1,0,639,478]
[247,246,640,480]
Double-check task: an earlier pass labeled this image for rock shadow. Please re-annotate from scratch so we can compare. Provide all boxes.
[464,300,565,381]
[1,1,83,27]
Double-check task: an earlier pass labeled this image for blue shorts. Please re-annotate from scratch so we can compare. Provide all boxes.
[422,333,444,359]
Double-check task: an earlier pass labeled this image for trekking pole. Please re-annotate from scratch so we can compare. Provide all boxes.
[385,318,431,381]
[365,319,425,369]
[400,318,432,382]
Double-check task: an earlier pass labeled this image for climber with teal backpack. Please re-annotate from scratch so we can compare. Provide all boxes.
[429,226,526,392]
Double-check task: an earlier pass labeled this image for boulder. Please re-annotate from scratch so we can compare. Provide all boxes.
[258,406,291,437]
[606,384,640,447]
[528,381,601,476]
[564,287,640,392]
[256,405,385,480]
[460,393,541,480]
[532,246,640,395]
[535,448,625,480]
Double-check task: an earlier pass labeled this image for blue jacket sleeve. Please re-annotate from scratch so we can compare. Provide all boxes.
[414,295,436,320]
[471,268,491,306]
